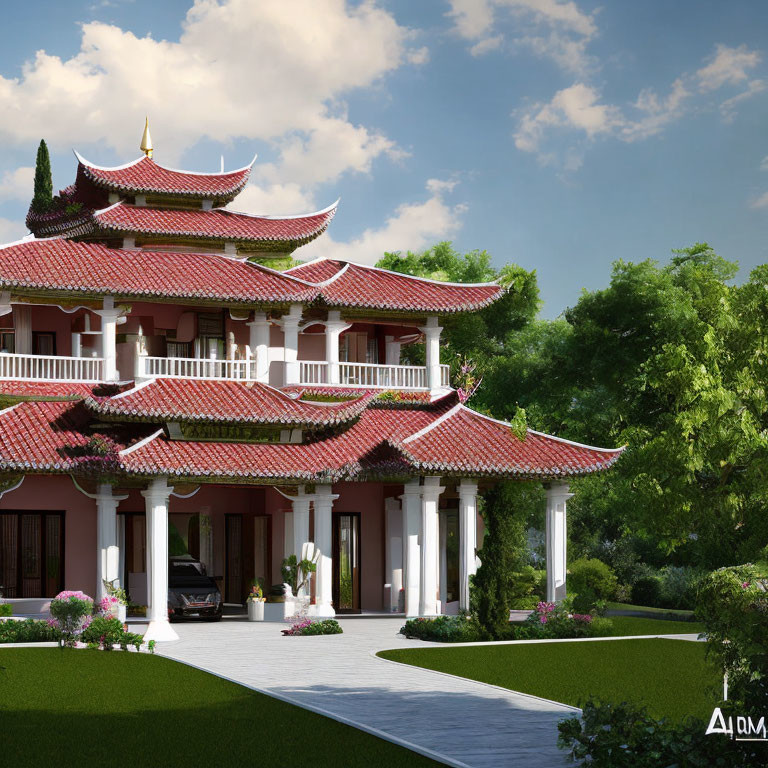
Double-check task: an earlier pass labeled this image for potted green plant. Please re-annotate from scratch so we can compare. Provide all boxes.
[246,583,265,621]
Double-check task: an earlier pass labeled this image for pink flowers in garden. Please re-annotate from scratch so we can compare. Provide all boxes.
[99,595,120,615]
[536,601,556,624]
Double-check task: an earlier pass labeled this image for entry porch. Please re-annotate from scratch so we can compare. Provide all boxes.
[0,474,571,638]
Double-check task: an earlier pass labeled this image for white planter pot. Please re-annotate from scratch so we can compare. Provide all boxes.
[247,600,265,621]
[116,604,127,623]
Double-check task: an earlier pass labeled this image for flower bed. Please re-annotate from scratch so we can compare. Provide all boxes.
[400,603,613,643]
[282,619,343,636]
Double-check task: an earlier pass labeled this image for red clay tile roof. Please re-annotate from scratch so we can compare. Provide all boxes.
[90,201,337,246]
[287,259,504,313]
[0,395,622,481]
[0,381,101,398]
[0,400,92,471]
[119,404,445,481]
[86,378,374,426]
[76,154,253,200]
[0,238,317,304]
[397,405,624,477]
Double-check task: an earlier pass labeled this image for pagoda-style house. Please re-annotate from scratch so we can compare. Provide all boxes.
[0,127,622,640]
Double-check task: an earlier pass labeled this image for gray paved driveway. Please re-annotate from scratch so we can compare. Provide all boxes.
[156,616,576,768]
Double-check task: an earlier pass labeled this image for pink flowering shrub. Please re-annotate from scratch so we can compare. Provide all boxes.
[512,599,610,640]
[282,619,343,636]
[49,590,94,646]
[99,595,120,616]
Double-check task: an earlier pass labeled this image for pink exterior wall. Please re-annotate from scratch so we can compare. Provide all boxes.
[0,474,396,611]
[0,475,97,596]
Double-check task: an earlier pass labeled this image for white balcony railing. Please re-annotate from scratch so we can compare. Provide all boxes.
[138,355,256,381]
[0,353,105,382]
[299,361,451,390]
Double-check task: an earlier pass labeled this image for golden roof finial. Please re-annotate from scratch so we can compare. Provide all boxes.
[140,117,153,159]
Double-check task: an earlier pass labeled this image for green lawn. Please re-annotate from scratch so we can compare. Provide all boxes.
[607,601,695,618]
[379,638,720,722]
[609,615,703,636]
[0,649,440,768]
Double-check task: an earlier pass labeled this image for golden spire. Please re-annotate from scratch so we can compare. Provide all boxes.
[140,117,153,159]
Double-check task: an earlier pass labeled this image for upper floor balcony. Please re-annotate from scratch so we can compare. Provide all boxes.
[0,301,451,393]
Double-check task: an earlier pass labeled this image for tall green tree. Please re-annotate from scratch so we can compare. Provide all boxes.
[31,139,53,214]
[377,242,539,367]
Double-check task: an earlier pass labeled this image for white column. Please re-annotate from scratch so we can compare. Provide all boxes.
[14,305,32,354]
[419,316,443,393]
[292,487,311,598]
[458,478,478,612]
[400,479,422,616]
[385,497,403,612]
[248,312,271,383]
[71,332,82,358]
[419,476,444,616]
[545,481,573,603]
[325,310,351,385]
[281,304,302,386]
[141,477,178,642]
[314,485,338,617]
[95,297,122,382]
[95,484,124,603]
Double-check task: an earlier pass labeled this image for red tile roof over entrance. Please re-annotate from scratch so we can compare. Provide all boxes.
[398,405,624,478]
[87,379,374,426]
[0,238,317,304]
[287,258,504,313]
[0,395,622,481]
[76,154,253,199]
[91,202,337,245]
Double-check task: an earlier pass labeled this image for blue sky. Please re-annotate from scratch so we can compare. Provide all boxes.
[0,0,766,315]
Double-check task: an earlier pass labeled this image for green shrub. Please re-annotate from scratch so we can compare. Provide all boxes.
[558,699,753,767]
[568,558,618,613]
[0,603,12,617]
[696,564,768,712]
[81,616,144,650]
[510,601,614,640]
[508,565,546,608]
[400,615,481,643]
[282,618,343,636]
[0,618,61,643]
[658,565,706,610]
[630,575,662,607]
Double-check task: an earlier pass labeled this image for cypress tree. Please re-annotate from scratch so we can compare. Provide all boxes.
[31,139,53,214]
[472,481,533,639]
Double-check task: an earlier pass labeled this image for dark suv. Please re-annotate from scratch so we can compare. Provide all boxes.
[168,559,222,621]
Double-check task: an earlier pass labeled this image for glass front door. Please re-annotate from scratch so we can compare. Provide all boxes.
[333,512,361,613]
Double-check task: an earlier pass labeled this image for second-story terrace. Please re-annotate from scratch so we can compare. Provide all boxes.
[0,239,499,391]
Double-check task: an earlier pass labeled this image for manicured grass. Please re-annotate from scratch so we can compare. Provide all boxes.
[609,615,704,636]
[0,649,440,768]
[379,638,720,722]
[607,601,694,617]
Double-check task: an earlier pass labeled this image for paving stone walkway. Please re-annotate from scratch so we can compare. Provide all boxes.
[156,616,578,768]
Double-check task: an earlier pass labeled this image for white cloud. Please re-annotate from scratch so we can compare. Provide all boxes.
[719,79,766,122]
[0,218,27,243]
[750,190,768,210]
[697,44,761,91]
[514,83,622,152]
[299,179,466,264]
[0,0,426,187]
[514,41,766,167]
[447,0,597,74]
[0,167,34,202]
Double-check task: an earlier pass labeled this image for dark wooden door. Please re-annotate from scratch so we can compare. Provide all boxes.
[0,512,63,598]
